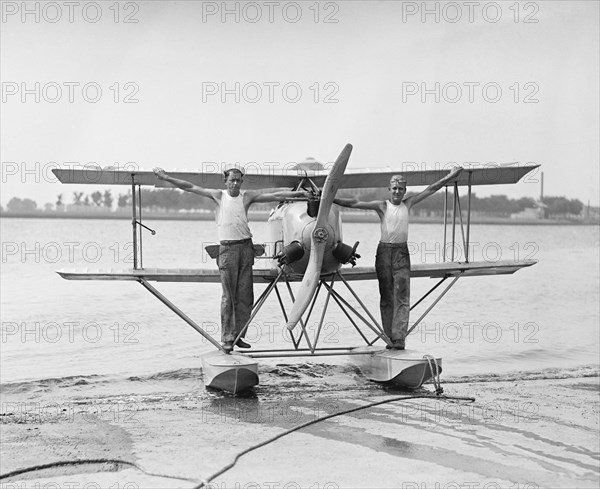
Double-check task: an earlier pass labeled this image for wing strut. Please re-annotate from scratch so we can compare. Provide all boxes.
[406,274,463,336]
[138,278,226,352]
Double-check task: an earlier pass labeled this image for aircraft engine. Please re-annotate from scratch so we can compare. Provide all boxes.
[332,241,361,267]
[275,241,305,266]
[267,200,343,275]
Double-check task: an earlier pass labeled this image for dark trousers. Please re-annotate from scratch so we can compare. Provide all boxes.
[375,242,410,345]
[218,239,254,343]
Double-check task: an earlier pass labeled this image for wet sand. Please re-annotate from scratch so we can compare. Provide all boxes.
[1,370,598,489]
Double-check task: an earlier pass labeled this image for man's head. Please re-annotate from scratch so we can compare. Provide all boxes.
[388,175,407,205]
[223,166,244,197]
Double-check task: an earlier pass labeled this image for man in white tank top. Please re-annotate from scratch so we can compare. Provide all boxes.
[154,166,310,352]
[334,167,462,349]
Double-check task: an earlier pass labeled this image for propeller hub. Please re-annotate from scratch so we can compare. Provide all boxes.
[313,227,329,242]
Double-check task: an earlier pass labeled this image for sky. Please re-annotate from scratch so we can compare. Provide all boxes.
[1,0,599,208]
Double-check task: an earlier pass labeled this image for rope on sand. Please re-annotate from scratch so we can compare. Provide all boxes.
[0,458,197,483]
[1,391,474,487]
[193,392,475,488]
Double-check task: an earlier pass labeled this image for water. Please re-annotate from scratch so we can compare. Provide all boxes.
[1,217,598,390]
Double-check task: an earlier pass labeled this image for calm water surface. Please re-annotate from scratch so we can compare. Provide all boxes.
[1,217,598,385]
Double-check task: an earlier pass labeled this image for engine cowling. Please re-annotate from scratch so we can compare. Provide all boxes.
[268,201,342,275]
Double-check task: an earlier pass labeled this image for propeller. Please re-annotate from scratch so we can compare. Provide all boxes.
[286,143,353,331]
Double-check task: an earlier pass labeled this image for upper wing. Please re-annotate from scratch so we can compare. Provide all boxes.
[51,164,538,189]
[336,164,539,188]
[51,168,314,189]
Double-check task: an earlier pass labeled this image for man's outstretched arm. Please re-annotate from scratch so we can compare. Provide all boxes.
[334,198,383,212]
[406,167,463,209]
[153,168,220,201]
[248,190,311,204]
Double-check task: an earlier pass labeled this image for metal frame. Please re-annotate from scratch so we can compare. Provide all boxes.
[442,171,473,264]
[131,177,156,270]
[123,171,478,357]
[234,269,392,357]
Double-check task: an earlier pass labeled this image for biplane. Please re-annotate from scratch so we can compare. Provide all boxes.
[53,145,538,393]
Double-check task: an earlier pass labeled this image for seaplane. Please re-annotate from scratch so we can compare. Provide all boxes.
[52,144,538,394]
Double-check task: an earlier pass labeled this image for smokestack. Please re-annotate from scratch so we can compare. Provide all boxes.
[540,172,544,200]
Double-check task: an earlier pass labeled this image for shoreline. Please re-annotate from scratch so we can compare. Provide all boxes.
[1,367,598,488]
[1,211,595,225]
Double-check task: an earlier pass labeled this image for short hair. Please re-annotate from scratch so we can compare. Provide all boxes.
[224,168,243,177]
[223,167,244,181]
[389,175,407,187]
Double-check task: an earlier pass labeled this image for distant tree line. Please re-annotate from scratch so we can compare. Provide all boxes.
[134,189,213,210]
[335,189,583,218]
[68,190,114,208]
[3,189,586,218]
[120,188,584,218]
[5,197,37,212]
[538,196,583,217]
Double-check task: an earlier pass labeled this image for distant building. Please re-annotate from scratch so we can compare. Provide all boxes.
[510,207,544,220]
